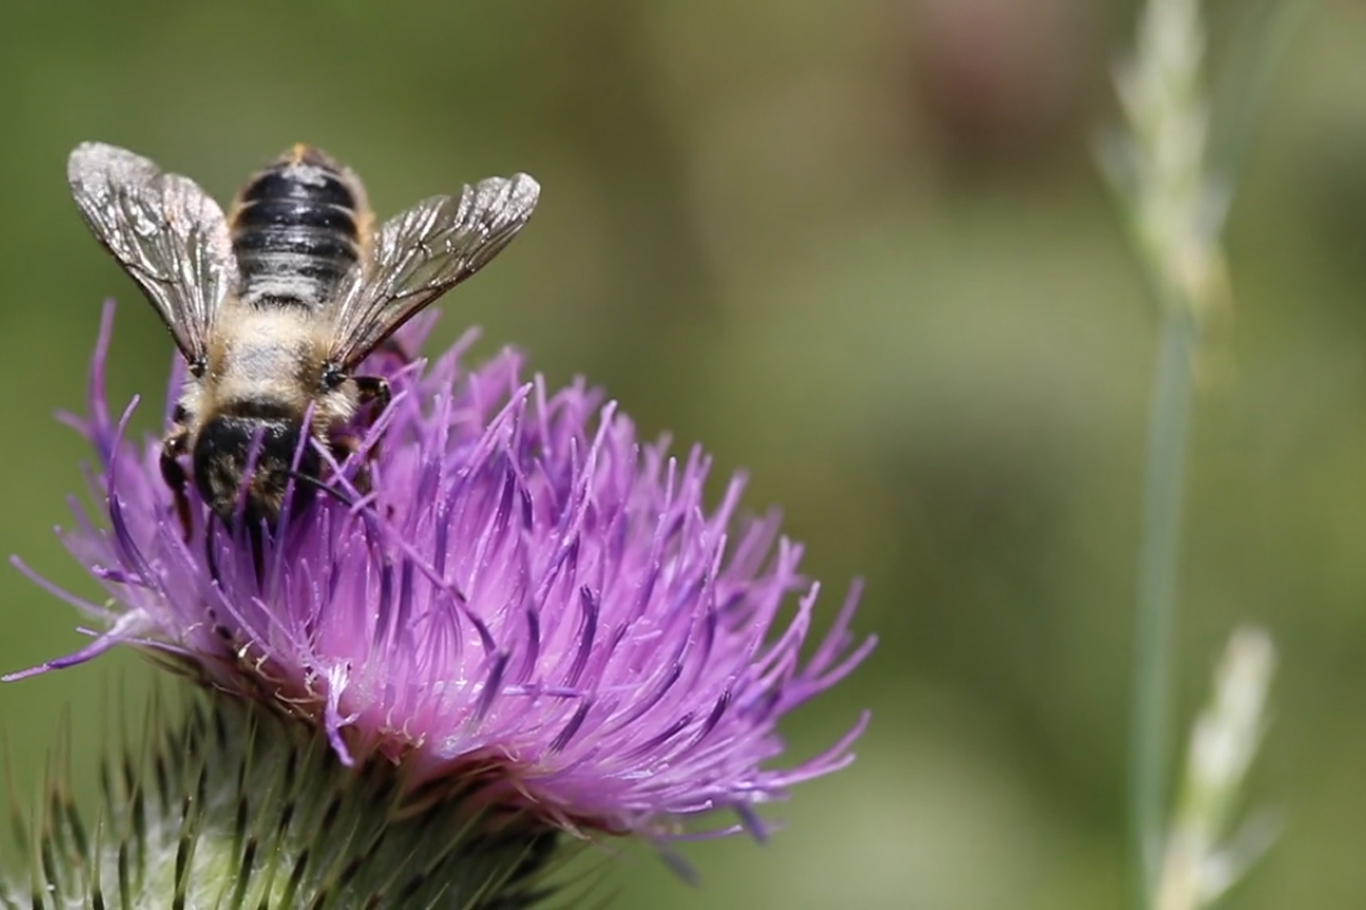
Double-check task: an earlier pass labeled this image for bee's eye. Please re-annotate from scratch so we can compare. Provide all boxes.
[322,364,346,390]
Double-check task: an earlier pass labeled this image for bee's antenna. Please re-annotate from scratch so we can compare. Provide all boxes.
[286,470,356,509]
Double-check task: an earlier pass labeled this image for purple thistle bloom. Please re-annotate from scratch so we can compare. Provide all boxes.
[10,300,874,840]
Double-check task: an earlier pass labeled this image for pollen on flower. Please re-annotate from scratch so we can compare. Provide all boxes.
[8,300,875,840]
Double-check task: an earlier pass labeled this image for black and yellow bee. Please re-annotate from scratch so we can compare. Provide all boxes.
[67,142,539,531]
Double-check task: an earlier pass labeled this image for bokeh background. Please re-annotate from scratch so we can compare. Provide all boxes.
[0,0,1363,906]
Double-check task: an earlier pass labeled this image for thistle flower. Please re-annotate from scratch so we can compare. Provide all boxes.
[9,300,873,845]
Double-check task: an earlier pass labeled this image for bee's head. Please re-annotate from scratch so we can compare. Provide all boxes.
[192,413,321,528]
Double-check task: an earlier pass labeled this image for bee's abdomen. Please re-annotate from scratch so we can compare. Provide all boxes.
[231,146,363,307]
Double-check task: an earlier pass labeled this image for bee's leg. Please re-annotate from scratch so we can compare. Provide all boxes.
[160,430,193,541]
[350,375,392,465]
[353,376,391,414]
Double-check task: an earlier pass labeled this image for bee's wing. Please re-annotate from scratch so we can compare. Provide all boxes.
[67,142,236,365]
[327,173,539,369]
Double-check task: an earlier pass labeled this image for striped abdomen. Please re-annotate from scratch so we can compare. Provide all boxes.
[230,145,365,307]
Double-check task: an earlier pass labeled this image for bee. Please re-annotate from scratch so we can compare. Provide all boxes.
[68,142,539,532]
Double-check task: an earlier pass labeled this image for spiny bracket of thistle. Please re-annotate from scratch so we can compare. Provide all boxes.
[3,689,580,910]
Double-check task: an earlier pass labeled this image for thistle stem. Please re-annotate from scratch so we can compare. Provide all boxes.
[1131,301,1198,908]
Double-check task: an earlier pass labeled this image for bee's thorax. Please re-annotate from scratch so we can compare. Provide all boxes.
[191,305,359,438]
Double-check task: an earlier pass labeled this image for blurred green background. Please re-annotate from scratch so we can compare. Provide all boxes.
[0,0,1363,906]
